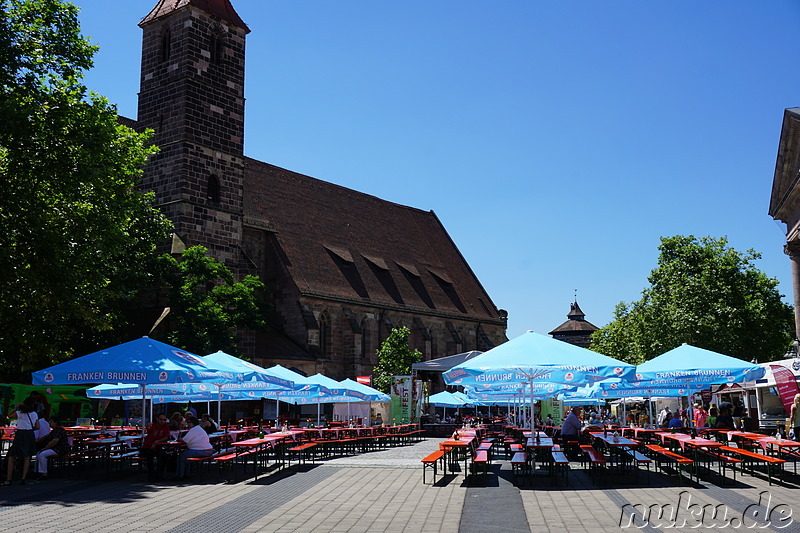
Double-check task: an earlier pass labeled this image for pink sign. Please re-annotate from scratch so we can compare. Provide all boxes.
[770,364,799,413]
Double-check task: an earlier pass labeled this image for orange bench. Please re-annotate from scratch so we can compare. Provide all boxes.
[421,450,446,484]
[719,446,785,485]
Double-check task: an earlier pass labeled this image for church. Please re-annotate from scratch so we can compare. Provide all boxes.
[127,0,508,380]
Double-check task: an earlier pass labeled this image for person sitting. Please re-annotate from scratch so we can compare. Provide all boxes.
[668,413,684,430]
[34,417,69,480]
[200,414,218,434]
[140,413,171,481]
[177,416,214,480]
[34,416,52,449]
[546,414,554,426]
[714,406,735,430]
[169,412,185,440]
[561,406,583,450]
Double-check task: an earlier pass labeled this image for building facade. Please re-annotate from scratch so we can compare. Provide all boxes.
[770,107,800,341]
[133,0,508,380]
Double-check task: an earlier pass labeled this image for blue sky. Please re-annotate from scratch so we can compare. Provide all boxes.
[73,1,800,341]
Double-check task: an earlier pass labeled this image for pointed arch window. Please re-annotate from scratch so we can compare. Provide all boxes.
[360,318,369,360]
[207,174,221,204]
[209,24,225,65]
[319,311,331,356]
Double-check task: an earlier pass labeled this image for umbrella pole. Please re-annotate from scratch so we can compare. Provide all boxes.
[529,378,534,430]
[141,385,146,440]
[317,402,321,427]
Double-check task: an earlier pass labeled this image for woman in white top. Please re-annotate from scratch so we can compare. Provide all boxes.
[3,397,40,485]
[177,416,214,479]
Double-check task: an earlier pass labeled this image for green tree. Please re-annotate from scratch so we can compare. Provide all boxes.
[373,327,422,393]
[591,235,794,364]
[157,246,269,356]
[0,0,172,378]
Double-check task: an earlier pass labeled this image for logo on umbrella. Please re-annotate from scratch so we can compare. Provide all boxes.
[158,372,168,382]
[186,371,194,380]
[610,383,618,389]
[94,390,101,396]
[564,372,574,382]
[614,367,624,376]
[44,373,54,383]
[636,373,644,380]
[172,350,206,366]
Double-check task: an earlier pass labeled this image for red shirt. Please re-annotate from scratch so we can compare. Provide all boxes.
[142,422,171,449]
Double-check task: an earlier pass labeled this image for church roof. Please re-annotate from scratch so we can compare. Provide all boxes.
[140,0,250,33]
[242,159,504,323]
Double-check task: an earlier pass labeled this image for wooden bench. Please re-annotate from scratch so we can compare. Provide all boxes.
[476,441,493,463]
[472,450,489,481]
[550,450,570,484]
[580,445,606,485]
[510,451,528,483]
[694,448,740,485]
[287,442,318,466]
[645,444,693,484]
[421,450,446,484]
[719,446,785,485]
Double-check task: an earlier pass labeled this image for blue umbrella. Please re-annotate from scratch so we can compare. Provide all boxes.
[634,344,766,385]
[443,331,636,429]
[32,337,234,386]
[443,331,636,387]
[428,391,467,408]
[340,379,391,402]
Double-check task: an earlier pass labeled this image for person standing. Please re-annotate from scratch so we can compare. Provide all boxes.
[657,406,670,427]
[177,416,214,480]
[2,397,40,485]
[694,403,709,428]
[790,394,800,440]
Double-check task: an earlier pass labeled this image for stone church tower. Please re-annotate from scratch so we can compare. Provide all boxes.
[131,0,508,380]
[138,0,250,270]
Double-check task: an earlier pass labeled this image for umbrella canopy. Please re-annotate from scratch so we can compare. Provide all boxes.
[339,378,390,402]
[32,337,234,385]
[202,351,295,389]
[634,344,766,385]
[428,391,467,408]
[301,374,370,403]
[443,331,636,387]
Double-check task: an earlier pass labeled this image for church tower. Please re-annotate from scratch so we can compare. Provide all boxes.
[137,0,250,269]
[548,300,599,348]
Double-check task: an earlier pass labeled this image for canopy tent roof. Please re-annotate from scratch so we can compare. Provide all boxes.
[635,344,765,385]
[428,391,467,408]
[412,351,483,373]
[32,337,234,386]
[443,331,636,387]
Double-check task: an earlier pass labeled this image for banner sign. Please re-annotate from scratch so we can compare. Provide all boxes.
[770,364,800,414]
[391,375,412,424]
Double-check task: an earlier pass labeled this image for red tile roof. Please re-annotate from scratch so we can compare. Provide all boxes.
[243,158,503,323]
[140,0,250,33]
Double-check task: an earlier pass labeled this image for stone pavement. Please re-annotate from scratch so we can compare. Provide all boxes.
[0,438,799,532]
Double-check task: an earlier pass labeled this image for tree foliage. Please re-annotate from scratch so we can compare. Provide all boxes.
[157,246,269,357]
[0,0,172,378]
[373,327,422,393]
[591,235,794,364]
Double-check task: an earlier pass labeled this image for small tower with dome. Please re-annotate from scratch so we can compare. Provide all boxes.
[548,300,599,348]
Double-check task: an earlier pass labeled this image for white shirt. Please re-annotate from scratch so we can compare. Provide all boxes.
[15,411,38,430]
[35,418,51,440]
[181,424,213,450]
